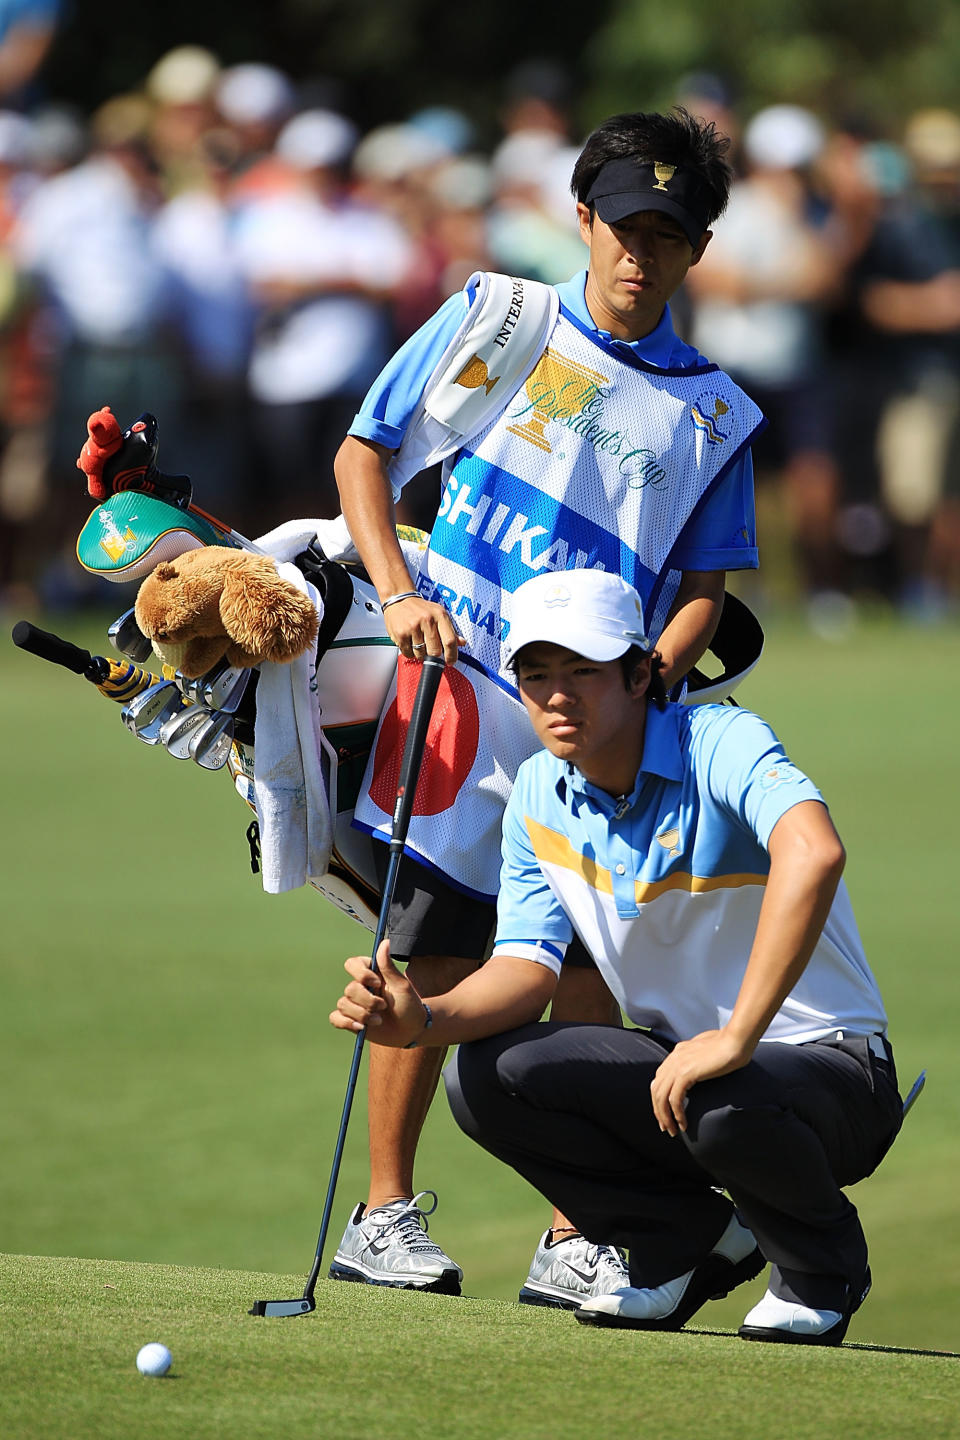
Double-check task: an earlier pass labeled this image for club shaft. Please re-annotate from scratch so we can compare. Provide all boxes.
[301,656,444,1303]
[188,502,267,555]
[902,1070,926,1117]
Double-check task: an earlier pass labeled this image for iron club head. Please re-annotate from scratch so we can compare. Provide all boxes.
[108,607,154,664]
[159,703,214,758]
[201,662,250,714]
[174,670,204,703]
[121,681,185,744]
[188,709,235,769]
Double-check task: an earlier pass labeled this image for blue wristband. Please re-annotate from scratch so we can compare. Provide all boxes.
[403,1001,433,1049]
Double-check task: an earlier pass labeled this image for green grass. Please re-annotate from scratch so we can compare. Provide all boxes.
[2,604,960,1436]
[2,1255,958,1440]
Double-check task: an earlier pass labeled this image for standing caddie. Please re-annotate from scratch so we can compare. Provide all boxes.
[331,569,904,1345]
[328,108,766,1304]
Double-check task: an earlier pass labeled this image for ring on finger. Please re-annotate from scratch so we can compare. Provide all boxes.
[412,642,427,651]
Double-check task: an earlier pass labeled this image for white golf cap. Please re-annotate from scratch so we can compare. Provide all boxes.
[502,571,649,666]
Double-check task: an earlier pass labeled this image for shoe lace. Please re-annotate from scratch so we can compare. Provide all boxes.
[590,1243,629,1278]
[366,1190,442,1251]
[551,1232,628,1278]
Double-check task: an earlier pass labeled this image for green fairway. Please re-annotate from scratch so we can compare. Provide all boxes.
[2,604,960,1421]
[2,1254,958,1440]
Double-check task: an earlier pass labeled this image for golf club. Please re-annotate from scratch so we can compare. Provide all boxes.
[173,670,199,702]
[201,660,250,714]
[159,703,214,759]
[121,681,185,744]
[188,709,236,769]
[903,1070,926,1117]
[250,652,446,1318]
[107,607,154,665]
[12,620,158,703]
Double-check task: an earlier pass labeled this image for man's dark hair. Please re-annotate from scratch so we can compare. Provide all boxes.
[571,108,732,226]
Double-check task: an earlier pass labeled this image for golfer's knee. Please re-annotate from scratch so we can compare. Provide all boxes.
[684,1099,775,1169]
[444,1041,495,1140]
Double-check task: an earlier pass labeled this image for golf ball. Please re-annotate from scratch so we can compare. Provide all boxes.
[136,1342,172,1377]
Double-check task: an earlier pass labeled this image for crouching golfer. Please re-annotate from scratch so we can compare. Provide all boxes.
[330,569,903,1344]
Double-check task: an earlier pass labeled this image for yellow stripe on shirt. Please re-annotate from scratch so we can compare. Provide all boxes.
[524,816,768,904]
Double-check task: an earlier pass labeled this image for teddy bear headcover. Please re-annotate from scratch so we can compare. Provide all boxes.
[135,547,319,677]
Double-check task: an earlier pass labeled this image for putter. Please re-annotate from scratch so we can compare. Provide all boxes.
[250,653,446,1318]
[107,607,154,665]
[159,703,214,759]
[188,709,235,769]
[121,681,185,744]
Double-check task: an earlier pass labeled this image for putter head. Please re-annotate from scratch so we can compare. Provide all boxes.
[200,660,250,714]
[107,607,154,664]
[188,709,235,769]
[121,681,184,744]
[159,703,214,759]
[249,1297,316,1318]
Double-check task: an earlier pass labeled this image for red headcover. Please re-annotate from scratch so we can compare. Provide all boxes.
[76,405,123,500]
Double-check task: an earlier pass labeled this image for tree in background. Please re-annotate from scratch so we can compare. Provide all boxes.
[35,0,960,140]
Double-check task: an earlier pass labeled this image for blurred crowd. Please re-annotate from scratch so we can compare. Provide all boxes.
[0,40,958,628]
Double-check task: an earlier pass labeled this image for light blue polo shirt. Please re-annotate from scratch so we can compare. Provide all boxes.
[492,701,887,1045]
[349,272,758,574]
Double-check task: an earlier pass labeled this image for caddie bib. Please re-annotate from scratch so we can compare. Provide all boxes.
[355,303,764,899]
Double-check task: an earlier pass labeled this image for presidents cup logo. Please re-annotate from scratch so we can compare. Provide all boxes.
[759,763,802,792]
[690,391,731,445]
[454,353,500,396]
[653,162,676,192]
[543,581,572,608]
[507,347,610,455]
[97,506,136,562]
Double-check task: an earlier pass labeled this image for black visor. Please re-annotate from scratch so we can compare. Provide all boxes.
[585,156,714,246]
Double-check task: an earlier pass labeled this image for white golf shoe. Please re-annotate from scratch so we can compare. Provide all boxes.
[739,1291,843,1343]
[576,1212,763,1331]
[519,1230,630,1310]
[328,1190,463,1294]
[739,1269,871,1346]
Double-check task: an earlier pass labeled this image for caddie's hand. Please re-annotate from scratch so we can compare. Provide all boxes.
[382,594,464,666]
[329,939,429,1047]
[650,1029,753,1137]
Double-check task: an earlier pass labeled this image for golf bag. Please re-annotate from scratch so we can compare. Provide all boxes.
[73,410,413,929]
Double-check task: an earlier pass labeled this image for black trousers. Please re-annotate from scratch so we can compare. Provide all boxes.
[445,1024,903,1303]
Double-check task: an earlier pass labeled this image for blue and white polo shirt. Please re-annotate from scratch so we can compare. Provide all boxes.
[492,701,887,1045]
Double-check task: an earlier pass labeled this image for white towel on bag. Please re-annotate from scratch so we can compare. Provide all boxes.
[251,553,337,894]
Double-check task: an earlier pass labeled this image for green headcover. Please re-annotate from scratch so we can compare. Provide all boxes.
[77,492,230,584]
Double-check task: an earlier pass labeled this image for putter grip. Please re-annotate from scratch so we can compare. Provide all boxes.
[12,620,93,675]
[391,655,445,842]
